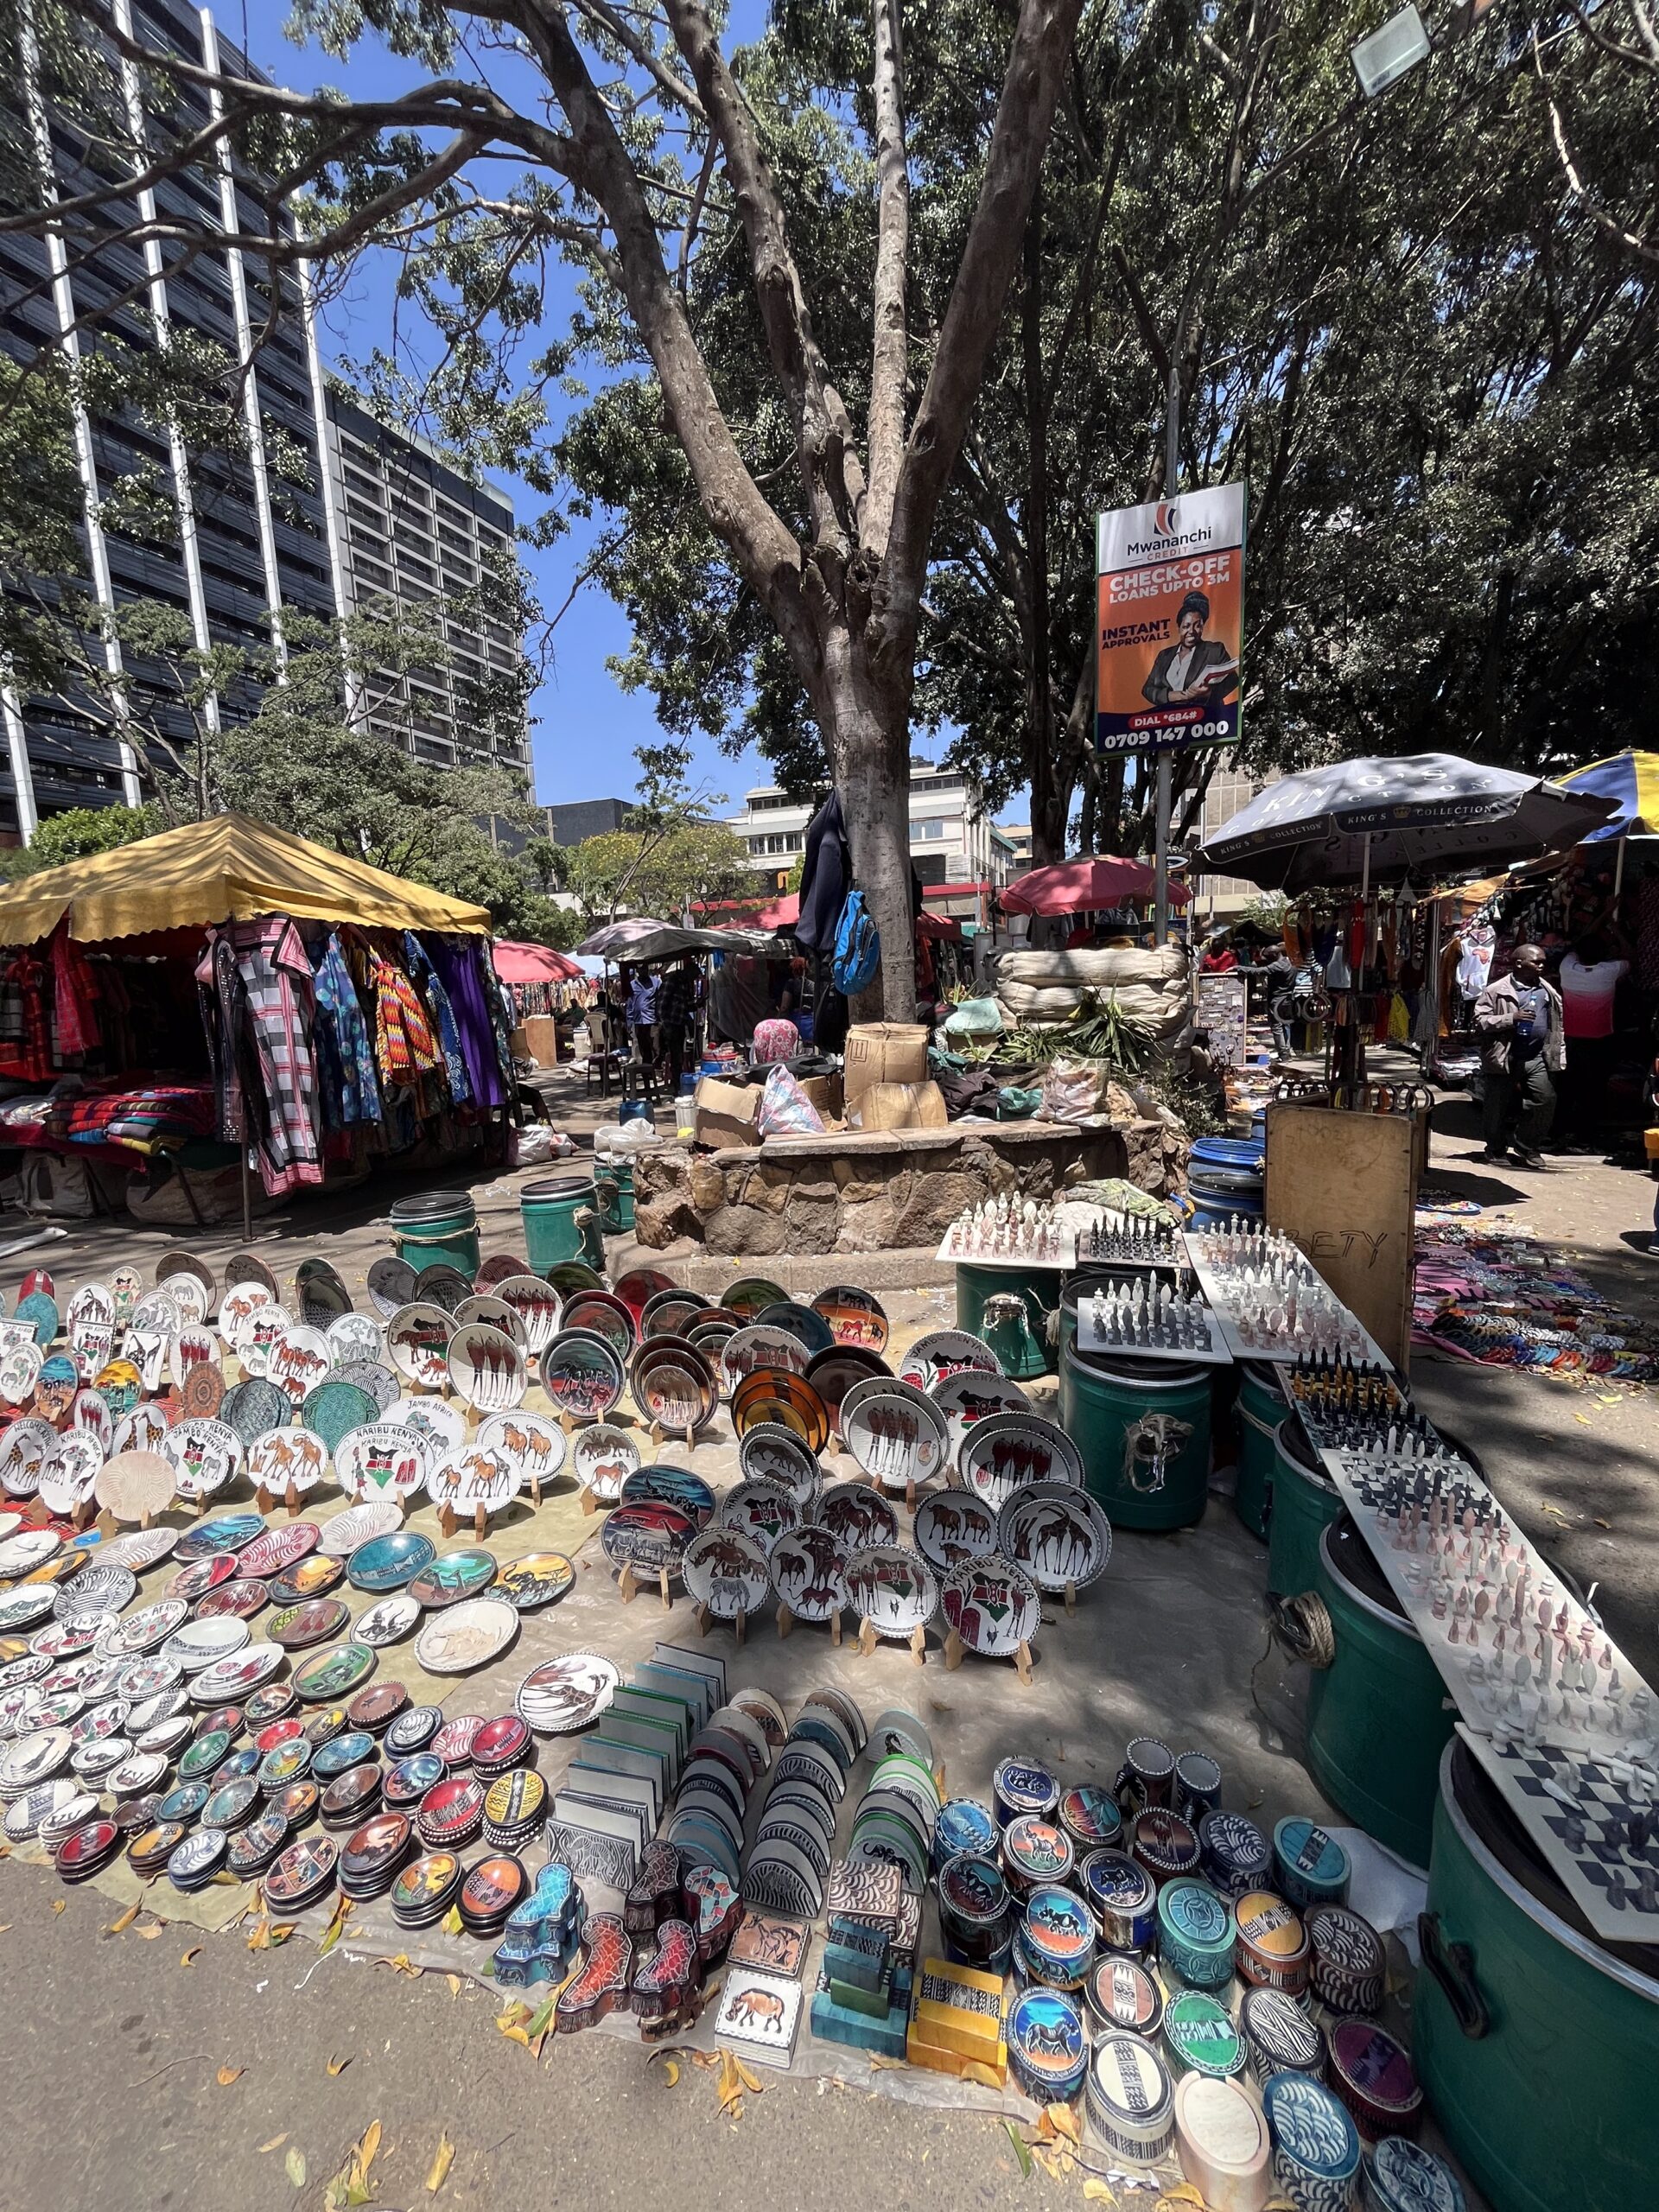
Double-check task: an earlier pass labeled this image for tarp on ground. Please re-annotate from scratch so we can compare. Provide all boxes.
[0,811,491,945]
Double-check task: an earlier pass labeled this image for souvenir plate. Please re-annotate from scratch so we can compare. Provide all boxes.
[629,1339,717,1434]
[640,1288,712,1339]
[561,1291,636,1358]
[37,1434,106,1517]
[346,1531,435,1593]
[219,1377,290,1452]
[63,1377,110,1439]
[447,1323,527,1414]
[842,1546,939,1639]
[719,1278,790,1322]
[0,1340,41,1408]
[67,1282,114,1343]
[162,1419,242,1502]
[720,1325,811,1395]
[294,1258,353,1328]
[753,1300,836,1361]
[353,1593,422,1646]
[475,1251,532,1290]
[0,1586,54,1635]
[245,1426,330,1499]
[54,1560,136,1620]
[264,1834,339,1908]
[718,1478,799,1554]
[730,1372,830,1454]
[365,1257,418,1319]
[266,1325,332,1408]
[382,1396,467,1456]
[538,1330,625,1421]
[912,1489,1000,1572]
[101,1597,189,1657]
[92,1450,176,1524]
[939,1553,1041,1658]
[169,1324,218,1394]
[476,1410,567,1490]
[683,1527,770,1620]
[898,1328,1001,1391]
[339,1360,399,1415]
[233,1303,296,1381]
[600,1499,698,1579]
[93,1359,144,1420]
[488,1551,574,1617]
[176,1512,266,1561]
[0,1525,61,1574]
[959,1413,1084,1509]
[291,1643,378,1703]
[268,1597,352,1652]
[998,1483,1112,1592]
[266,1554,346,1606]
[0,1418,57,1497]
[516,1651,619,1735]
[156,1250,214,1304]
[766,1522,849,1622]
[89,1527,181,1576]
[454,1293,525,1347]
[179,1361,226,1421]
[491,1275,563,1356]
[385,1302,454,1390]
[15,1290,60,1347]
[334,1421,431,1505]
[415,1595,519,1675]
[619,1464,716,1526]
[428,1445,524,1519]
[301,1381,380,1454]
[735,1424,819,1503]
[327,1312,385,1370]
[406,1548,497,1609]
[160,1616,251,1675]
[817,1482,899,1551]
[929,1367,1033,1452]
[842,1384,950,1494]
[810,1284,890,1353]
[195,1578,269,1623]
[569,1423,638,1503]
[218,1281,271,1345]
[315,1501,404,1558]
[415,1262,474,1315]
[109,1405,168,1462]
[0,1726,73,1790]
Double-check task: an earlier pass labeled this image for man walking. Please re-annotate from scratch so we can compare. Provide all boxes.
[626,963,660,1071]
[1474,944,1564,1168]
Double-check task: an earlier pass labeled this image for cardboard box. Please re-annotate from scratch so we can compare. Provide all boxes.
[843,1021,928,1103]
[846,1079,948,1132]
[695,1075,761,1150]
[797,1071,844,1121]
[521,1014,560,1067]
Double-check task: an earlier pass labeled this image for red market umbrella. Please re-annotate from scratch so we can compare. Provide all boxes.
[493,939,582,983]
[999,856,1191,916]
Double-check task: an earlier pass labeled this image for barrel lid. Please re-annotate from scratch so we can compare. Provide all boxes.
[1158,1878,1235,1955]
[1240,1986,1325,2073]
[1066,1344,1209,1388]
[1325,1513,1408,1624]
[519,1176,594,1202]
[1367,2137,1467,2212]
[1088,2031,1173,2126]
[1262,2071,1359,2177]
[388,1191,475,1223]
[1163,1989,1243,2076]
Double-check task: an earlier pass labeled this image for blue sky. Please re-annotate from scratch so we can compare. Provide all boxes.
[266,3,1007,823]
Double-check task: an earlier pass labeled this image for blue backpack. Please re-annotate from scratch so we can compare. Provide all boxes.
[831,890,880,995]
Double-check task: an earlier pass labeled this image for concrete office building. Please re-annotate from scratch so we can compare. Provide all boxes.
[0,0,527,842]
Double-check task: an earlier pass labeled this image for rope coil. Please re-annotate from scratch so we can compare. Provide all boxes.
[1269,1590,1336,1670]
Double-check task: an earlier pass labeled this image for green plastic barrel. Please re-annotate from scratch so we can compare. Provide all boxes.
[594,1159,635,1235]
[1415,1738,1659,2212]
[1305,1516,1453,1868]
[955,1262,1060,1376]
[1232,1361,1281,1541]
[1266,1414,1341,1599]
[388,1190,480,1280]
[1058,1343,1211,1530]
[520,1175,606,1274]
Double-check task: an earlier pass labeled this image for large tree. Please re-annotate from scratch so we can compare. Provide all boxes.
[1,0,1087,1014]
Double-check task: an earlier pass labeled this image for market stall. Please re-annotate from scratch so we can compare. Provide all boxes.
[0,814,512,1233]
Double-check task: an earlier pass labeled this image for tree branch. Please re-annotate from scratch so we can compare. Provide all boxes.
[864,0,911,556]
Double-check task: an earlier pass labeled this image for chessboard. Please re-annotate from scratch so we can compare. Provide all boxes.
[1180,1243,1393,1369]
[1459,1726,1659,1944]
[1075,1278,1230,1366]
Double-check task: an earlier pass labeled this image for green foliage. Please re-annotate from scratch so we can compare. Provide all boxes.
[0,803,165,880]
[564,819,753,923]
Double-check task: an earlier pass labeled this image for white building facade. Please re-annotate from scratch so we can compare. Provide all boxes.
[728,761,1014,915]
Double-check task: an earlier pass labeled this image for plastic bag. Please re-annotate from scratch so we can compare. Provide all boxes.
[758,1063,826,1137]
[1040,1056,1112,1123]
[944,997,1003,1041]
[995,1085,1041,1120]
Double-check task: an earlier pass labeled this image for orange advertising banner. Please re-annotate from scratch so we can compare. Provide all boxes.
[1096,484,1246,756]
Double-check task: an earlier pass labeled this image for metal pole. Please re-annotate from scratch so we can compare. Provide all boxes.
[239,1143,252,1245]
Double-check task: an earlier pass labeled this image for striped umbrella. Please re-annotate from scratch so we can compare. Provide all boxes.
[1554,749,1659,840]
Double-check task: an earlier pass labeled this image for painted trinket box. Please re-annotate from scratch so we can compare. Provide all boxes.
[1234,1888,1312,1998]
[1272,1817,1351,1911]
[1173,2072,1273,2212]
[1156,1878,1236,1990]
[1084,2032,1176,2165]
[1306,1904,1386,2016]
[1199,1808,1274,1897]
[1084,1951,1166,2041]
[1327,2020,1422,2144]
[1262,2070,1362,2212]
[631,1917,699,2028]
[492,1859,583,1987]
[1240,1986,1327,2088]
[1163,1988,1246,2082]
[1076,1848,1156,1953]
[1007,1987,1088,2103]
[1363,2138,1465,2212]
[555,1914,633,2032]
[714,1967,803,2069]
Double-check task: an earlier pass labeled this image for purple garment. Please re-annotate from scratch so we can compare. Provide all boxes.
[430,937,505,1110]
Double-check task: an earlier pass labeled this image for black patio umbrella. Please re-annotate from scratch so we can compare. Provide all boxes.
[1196,752,1618,894]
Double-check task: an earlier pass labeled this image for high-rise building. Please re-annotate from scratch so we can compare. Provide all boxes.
[0,0,528,842]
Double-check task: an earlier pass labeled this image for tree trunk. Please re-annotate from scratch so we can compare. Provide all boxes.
[819,619,916,1022]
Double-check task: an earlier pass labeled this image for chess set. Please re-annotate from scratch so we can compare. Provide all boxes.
[1180,1222,1389,1366]
[936,1200,1178,1272]
[1074,1277,1228,1366]
[1459,1728,1659,1942]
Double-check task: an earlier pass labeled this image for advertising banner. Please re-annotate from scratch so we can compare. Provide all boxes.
[1096,484,1246,757]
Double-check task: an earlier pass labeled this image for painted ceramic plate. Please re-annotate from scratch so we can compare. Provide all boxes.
[719,1278,789,1322]
[753,1300,836,1360]
[428,1445,524,1517]
[630,1339,718,1434]
[493,1551,575,1611]
[599,1499,698,1578]
[245,1426,330,1499]
[569,1423,638,1503]
[619,1464,716,1525]
[219,1377,290,1452]
[939,1553,1041,1658]
[454,1292,525,1347]
[176,1512,266,1560]
[810,1284,891,1353]
[415,1263,474,1315]
[735,1423,820,1506]
[353,1593,422,1647]
[639,1289,713,1339]
[382,1396,467,1456]
[0,1586,54,1635]
[480,1275,558,1358]
[301,1381,380,1455]
[365,1256,418,1319]
[233,1303,297,1381]
[997,1483,1112,1592]
[334,1421,431,1505]
[346,1531,435,1593]
[538,1331,625,1421]
[414,1596,518,1675]
[447,1323,527,1414]
[291,1643,378,1703]
[234,1522,321,1582]
[720,1325,810,1394]
[161,1418,241,1501]
[194,1578,269,1623]
[842,1545,939,1638]
[0,1418,57,1497]
[0,1340,42,1408]
[516,1650,619,1734]
[326,1312,385,1370]
[0,1527,62,1574]
[929,1369,1033,1455]
[729,1370,830,1454]
[217,1281,271,1344]
[561,1291,637,1359]
[683,1527,770,1620]
[54,1560,135,1619]
[817,1482,899,1551]
[718,1478,799,1554]
[93,1527,181,1573]
[339,1361,399,1416]
[913,1489,1001,1573]
[93,1450,176,1524]
[159,1615,251,1674]
[100,1597,189,1657]
[763,1524,849,1622]
[315,1501,404,1558]
[179,1361,226,1421]
[37,1433,105,1516]
[406,1548,497,1609]
[188,1643,286,1704]
[898,1329,1002,1391]
[266,1325,333,1408]
[385,1302,454,1390]
[959,1412,1084,1508]
[842,1383,950,1494]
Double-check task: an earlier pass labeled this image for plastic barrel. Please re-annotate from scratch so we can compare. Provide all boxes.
[1305,1516,1453,1868]
[1266,1415,1341,1599]
[1415,1739,1659,2212]
[1232,1361,1281,1541]
[956,1262,1060,1376]
[387,1190,480,1279]
[1058,1343,1211,1530]
[594,1159,635,1235]
[1186,1135,1264,1229]
[520,1175,606,1274]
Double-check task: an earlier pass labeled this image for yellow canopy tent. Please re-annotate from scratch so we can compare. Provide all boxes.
[0,811,489,945]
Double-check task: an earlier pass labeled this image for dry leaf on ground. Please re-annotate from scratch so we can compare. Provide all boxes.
[1003,2120,1033,2177]
[215,2064,244,2086]
[327,2055,353,2077]
[180,1945,200,1965]
[318,1895,353,1956]
[136,1922,162,1939]
[51,1900,65,1916]
[258,2133,288,2154]
[425,2133,455,2195]
[106,1898,142,1935]
[284,2146,307,2189]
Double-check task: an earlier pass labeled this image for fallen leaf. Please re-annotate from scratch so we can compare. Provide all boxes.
[496,2001,532,2032]
[216,2064,245,2087]
[660,2058,680,2087]
[385,1952,422,1978]
[445,1974,462,2000]
[524,1992,558,2052]
[1038,2103,1081,2147]
[962,2060,1001,2088]
[442,1904,463,1936]
[258,2133,289,2154]
[425,2133,455,2195]
[327,2055,353,2077]
[1154,2190,1205,2208]
[1004,2119,1033,2177]
[1031,2144,1074,2182]
[359,2120,382,2177]
[867,2053,907,2070]
[1083,2184,1118,2206]
[715,2048,745,2119]
[1594,1518,1611,1529]
[318,1893,353,1956]
[181,1945,200,1965]
[284,2146,307,2189]
[136,1922,162,1939]
[51,1899,66,1916]
[106,1897,142,1935]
